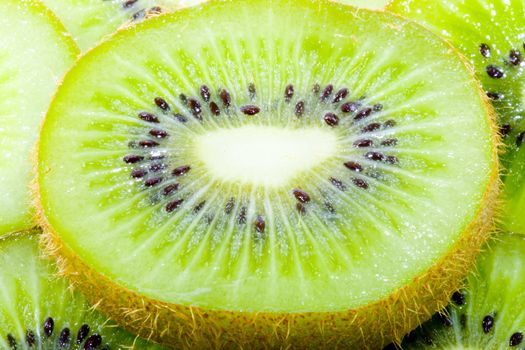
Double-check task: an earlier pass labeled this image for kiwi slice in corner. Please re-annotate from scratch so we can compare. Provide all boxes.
[397,233,525,349]
[0,232,165,350]
[387,1,525,235]
[42,0,206,51]
[0,0,79,237]
[36,0,499,347]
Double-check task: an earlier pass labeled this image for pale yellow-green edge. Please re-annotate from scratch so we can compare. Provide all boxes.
[32,3,501,349]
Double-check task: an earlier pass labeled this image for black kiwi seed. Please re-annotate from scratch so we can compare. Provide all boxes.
[312,83,321,94]
[509,49,522,66]
[59,327,71,347]
[174,113,187,123]
[295,101,305,117]
[486,65,504,79]
[166,199,184,212]
[500,124,512,137]
[341,102,359,113]
[154,97,170,111]
[149,129,169,138]
[219,89,231,107]
[344,161,363,172]
[225,198,235,214]
[43,317,54,337]
[386,156,398,164]
[209,101,220,116]
[482,315,494,334]
[373,103,383,112]
[138,140,159,148]
[26,329,35,347]
[150,163,167,172]
[324,201,335,213]
[330,177,346,191]
[292,189,311,203]
[172,165,191,176]
[438,313,452,327]
[332,88,348,103]
[296,203,306,215]
[123,0,138,8]
[162,183,179,196]
[179,94,187,104]
[238,207,247,224]
[284,84,294,102]
[131,9,146,20]
[487,91,502,100]
[352,178,368,189]
[188,99,202,118]
[324,113,339,126]
[383,119,396,128]
[510,332,523,346]
[451,291,466,306]
[362,123,381,133]
[354,107,373,121]
[131,169,147,179]
[240,105,261,115]
[479,43,491,58]
[138,112,159,123]
[516,131,524,147]
[144,177,163,187]
[320,84,333,102]
[7,334,16,348]
[365,151,386,162]
[123,155,144,164]
[353,139,373,148]
[194,201,206,213]
[254,216,265,234]
[381,138,398,147]
[76,324,90,344]
[83,334,102,350]
[200,85,211,102]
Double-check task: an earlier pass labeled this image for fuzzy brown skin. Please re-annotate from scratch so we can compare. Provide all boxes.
[33,5,502,349]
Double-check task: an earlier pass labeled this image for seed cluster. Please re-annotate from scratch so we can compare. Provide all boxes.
[121,82,399,238]
[118,0,163,21]
[6,317,107,349]
[478,42,525,148]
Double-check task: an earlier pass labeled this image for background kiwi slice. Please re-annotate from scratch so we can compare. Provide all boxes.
[0,232,164,349]
[42,0,205,51]
[0,0,79,236]
[387,0,525,234]
[397,233,525,349]
[36,0,499,347]
[338,0,391,8]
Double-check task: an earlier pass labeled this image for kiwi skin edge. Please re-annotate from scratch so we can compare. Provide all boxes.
[32,7,502,350]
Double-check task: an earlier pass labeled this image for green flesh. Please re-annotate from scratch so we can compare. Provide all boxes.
[388,0,525,234]
[0,233,164,350]
[42,0,205,51]
[337,0,391,8]
[401,233,525,349]
[38,0,495,312]
[0,0,78,236]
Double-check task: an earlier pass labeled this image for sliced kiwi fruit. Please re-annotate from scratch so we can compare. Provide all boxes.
[0,0,79,236]
[36,0,499,347]
[42,0,205,51]
[396,232,525,349]
[388,0,525,234]
[0,232,165,350]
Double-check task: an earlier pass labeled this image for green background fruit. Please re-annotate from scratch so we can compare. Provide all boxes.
[37,0,499,348]
[0,0,79,236]
[0,232,165,349]
[388,0,525,234]
[43,0,206,51]
[401,233,525,349]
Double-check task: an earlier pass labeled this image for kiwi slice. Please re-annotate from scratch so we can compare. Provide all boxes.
[36,0,499,347]
[396,233,525,349]
[0,0,79,236]
[0,232,164,349]
[42,0,205,51]
[387,1,525,234]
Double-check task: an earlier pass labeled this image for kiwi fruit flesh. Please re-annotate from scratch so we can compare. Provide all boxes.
[388,0,525,234]
[36,0,499,348]
[0,0,79,236]
[0,232,165,350]
[42,0,206,51]
[397,233,525,349]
